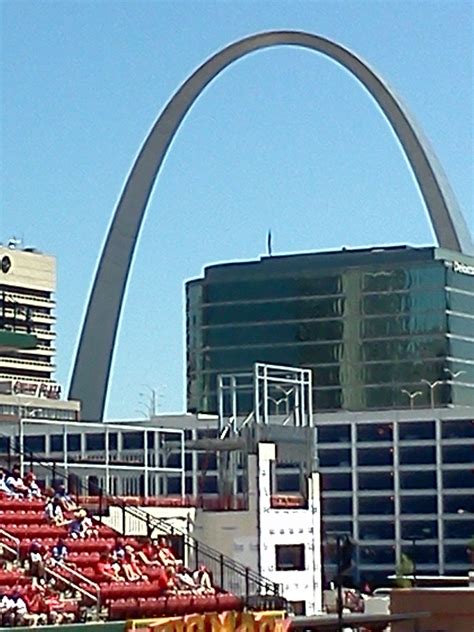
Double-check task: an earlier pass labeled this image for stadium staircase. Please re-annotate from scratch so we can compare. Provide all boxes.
[0,437,284,622]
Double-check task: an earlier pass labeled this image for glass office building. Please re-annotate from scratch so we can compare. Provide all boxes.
[186,246,474,414]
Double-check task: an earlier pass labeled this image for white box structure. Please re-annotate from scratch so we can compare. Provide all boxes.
[257,443,322,615]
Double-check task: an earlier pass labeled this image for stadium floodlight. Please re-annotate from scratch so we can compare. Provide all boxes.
[401,389,423,409]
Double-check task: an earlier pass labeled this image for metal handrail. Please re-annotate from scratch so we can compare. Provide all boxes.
[0,433,282,602]
[123,504,278,595]
[0,526,20,558]
[45,564,97,604]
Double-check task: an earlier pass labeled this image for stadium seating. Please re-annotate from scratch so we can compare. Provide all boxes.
[0,490,243,622]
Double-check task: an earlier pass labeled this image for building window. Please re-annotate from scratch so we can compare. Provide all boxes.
[399,446,435,465]
[288,601,306,616]
[86,433,105,451]
[357,447,393,467]
[398,421,435,441]
[443,494,474,514]
[50,434,64,452]
[402,545,438,565]
[443,470,473,489]
[400,495,437,515]
[357,423,393,442]
[359,545,395,565]
[317,424,350,443]
[322,473,352,492]
[359,522,394,541]
[67,434,81,452]
[122,432,144,450]
[108,433,118,451]
[399,470,436,489]
[359,471,393,491]
[444,519,474,540]
[275,544,305,571]
[442,420,474,440]
[24,435,45,454]
[359,496,394,516]
[401,520,437,540]
[323,497,352,516]
[442,445,473,464]
[319,448,351,468]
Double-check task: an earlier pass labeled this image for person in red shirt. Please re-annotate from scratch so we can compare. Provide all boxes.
[121,545,146,582]
[156,537,182,568]
[97,553,124,582]
[136,540,160,567]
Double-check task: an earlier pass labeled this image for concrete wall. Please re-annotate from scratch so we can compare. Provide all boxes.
[391,587,474,631]
[192,454,259,571]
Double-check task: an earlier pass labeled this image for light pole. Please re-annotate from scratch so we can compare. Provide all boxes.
[401,389,422,410]
[268,386,294,418]
[139,384,166,419]
[420,379,443,409]
[444,368,466,380]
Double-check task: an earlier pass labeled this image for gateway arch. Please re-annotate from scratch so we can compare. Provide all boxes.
[69,30,474,421]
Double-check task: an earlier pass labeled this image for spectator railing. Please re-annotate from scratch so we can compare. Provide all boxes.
[0,433,285,611]
[46,563,100,611]
[118,503,283,608]
[0,527,20,559]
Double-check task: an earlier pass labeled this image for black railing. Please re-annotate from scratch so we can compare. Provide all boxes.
[0,433,285,609]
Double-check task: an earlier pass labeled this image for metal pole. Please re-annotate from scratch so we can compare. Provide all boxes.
[254,364,260,426]
[218,375,224,434]
[62,423,68,484]
[263,366,269,425]
[180,430,185,500]
[105,425,110,495]
[307,369,314,427]
[231,376,237,434]
[220,553,224,589]
[144,429,149,499]
[19,417,24,477]
[412,537,417,587]
[336,535,343,632]
[299,371,305,427]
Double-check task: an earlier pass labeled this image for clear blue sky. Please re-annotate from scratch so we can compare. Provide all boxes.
[1,0,472,419]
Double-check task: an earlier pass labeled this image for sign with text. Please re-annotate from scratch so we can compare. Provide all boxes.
[0,379,61,400]
[129,611,290,632]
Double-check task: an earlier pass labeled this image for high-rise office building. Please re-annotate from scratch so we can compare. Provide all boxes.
[0,242,79,421]
[186,245,474,414]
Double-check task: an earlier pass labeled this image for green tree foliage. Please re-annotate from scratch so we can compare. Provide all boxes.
[395,553,414,587]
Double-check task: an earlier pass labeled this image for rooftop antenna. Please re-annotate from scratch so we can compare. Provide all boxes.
[267,229,273,257]
[8,237,22,249]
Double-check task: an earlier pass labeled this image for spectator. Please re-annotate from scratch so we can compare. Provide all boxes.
[193,564,215,593]
[121,545,146,582]
[50,538,68,565]
[27,541,47,586]
[0,592,13,626]
[45,497,69,527]
[23,472,42,499]
[136,540,160,567]
[156,537,182,568]
[6,467,28,497]
[43,592,71,625]
[110,537,126,561]
[163,567,179,594]
[0,470,15,497]
[68,509,98,539]
[7,589,36,627]
[97,553,124,582]
[54,484,78,512]
[176,564,199,593]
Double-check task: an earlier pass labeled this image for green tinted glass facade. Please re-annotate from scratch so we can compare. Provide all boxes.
[186,246,474,413]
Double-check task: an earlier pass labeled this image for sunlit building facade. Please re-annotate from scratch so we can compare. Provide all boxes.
[186,245,474,414]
